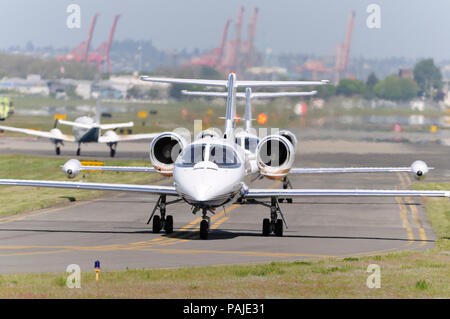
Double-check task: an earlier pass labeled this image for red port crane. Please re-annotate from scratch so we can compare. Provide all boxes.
[297,11,355,83]
[190,19,232,68]
[241,7,259,70]
[87,14,121,73]
[336,11,355,80]
[57,13,99,63]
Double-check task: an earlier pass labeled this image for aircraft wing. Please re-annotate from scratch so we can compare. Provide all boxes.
[58,120,134,131]
[97,133,160,143]
[0,125,75,142]
[98,122,134,130]
[243,188,450,198]
[79,165,157,173]
[289,167,423,174]
[57,120,93,130]
[0,179,177,195]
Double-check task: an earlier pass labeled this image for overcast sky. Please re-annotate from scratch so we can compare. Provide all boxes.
[0,0,448,60]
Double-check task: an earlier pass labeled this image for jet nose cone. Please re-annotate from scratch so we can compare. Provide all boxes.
[190,183,212,202]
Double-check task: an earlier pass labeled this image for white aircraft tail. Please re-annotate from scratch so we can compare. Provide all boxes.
[182,88,318,132]
[141,72,328,140]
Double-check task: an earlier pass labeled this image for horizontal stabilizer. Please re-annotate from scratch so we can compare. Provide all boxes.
[142,76,329,88]
[182,90,317,99]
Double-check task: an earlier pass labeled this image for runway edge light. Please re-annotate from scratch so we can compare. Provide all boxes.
[95,260,101,281]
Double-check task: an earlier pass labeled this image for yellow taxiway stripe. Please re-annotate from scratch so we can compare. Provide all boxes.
[395,173,428,246]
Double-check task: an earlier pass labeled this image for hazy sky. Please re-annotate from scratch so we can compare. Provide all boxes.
[0,0,448,59]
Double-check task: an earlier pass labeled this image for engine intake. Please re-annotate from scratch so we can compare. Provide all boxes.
[150,132,186,176]
[256,135,295,179]
[279,130,298,147]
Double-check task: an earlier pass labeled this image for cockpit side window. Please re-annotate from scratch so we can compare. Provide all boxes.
[245,137,259,152]
[209,145,238,167]
[177,143,240,168]
[179,144,206,166]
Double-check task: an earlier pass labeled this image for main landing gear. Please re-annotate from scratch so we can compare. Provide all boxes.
[262,197,288,237]
[278,176,293,203]
[147,195,182,234]
[76,143,81,156]
[108,142,117,157]
[55,144,62,155]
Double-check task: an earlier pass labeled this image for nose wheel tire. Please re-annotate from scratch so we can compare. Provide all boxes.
[76,148,81,156]
[165,215,173,234]
[110,148,116,157]
[200,220,209,240]
[262,218,270,236]
[152,215,161,233]
[55,147,61,155]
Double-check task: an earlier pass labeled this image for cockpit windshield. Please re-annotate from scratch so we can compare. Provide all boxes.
[236,136,259,153]
[177,143,240,168]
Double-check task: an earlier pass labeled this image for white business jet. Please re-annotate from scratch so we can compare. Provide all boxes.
[0,72,448,239]
[0,100,159,157]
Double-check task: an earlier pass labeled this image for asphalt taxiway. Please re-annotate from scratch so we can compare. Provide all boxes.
[0,137,447,273]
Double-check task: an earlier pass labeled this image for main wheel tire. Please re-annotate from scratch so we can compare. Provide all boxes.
[275,219,283,237]
[110,148,116,157]
[262,218,270,236]
[287,198,293,204]
[165,215,173,233]
[200,220,209,240]
[152,215,161,233]
[278,198,285,203]
[55,147,61,155]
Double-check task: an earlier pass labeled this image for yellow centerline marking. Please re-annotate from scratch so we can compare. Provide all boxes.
[395,173,428,246]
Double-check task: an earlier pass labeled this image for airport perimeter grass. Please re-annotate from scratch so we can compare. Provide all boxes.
[0,154,163,218]
[0,174,448,298]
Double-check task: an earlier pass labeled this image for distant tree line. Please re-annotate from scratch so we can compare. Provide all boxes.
[0,54,97,80]
[329,58,442,101]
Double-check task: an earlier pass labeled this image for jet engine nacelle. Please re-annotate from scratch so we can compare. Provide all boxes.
[255,135,295,179]
[279,130,298,147]
[411,160,429,180]
[62,159,82,179]
[150,132,187,176]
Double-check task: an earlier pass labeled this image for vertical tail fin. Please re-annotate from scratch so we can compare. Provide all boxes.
[224,72,237,141]
[95,98,101,125]
[244,88,252,132]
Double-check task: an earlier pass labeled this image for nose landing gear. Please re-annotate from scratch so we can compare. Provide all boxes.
[199,209,211,240]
